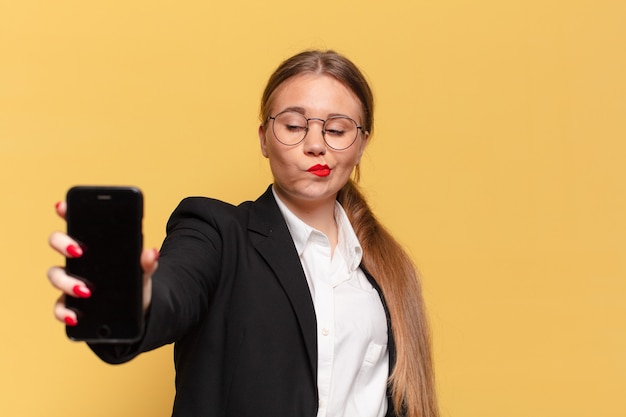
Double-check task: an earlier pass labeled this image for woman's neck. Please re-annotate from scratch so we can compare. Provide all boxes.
[274,188,339,250]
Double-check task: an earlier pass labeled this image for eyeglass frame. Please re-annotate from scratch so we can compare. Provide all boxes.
[266,110,366,151]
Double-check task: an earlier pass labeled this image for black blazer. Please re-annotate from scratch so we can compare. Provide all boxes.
[92,186,398,417]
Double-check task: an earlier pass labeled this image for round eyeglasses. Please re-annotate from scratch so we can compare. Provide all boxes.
[267,110,365,150]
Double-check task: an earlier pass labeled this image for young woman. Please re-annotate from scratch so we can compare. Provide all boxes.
[48,50,439,417]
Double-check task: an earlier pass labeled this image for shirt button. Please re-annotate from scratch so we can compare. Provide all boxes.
[321,328,330,336]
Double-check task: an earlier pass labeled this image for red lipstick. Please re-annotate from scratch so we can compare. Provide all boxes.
[307,164,331,177]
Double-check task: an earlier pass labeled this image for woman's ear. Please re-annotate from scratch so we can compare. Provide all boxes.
[258,124,269,158]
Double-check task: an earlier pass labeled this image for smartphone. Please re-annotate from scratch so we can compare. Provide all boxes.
[65,186,144,343]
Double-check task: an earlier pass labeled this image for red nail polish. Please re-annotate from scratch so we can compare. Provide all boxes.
[55,201,61,210]
[153,248,160,261]
[64,316,78,326]
[66,244,83,258]
[72,284,91,298]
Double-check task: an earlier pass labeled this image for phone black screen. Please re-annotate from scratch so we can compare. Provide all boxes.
[65,186,144,343]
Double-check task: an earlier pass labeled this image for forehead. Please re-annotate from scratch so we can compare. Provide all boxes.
[270,74,364,119]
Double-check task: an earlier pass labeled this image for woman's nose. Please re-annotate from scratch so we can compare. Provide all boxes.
[303,119,326,155]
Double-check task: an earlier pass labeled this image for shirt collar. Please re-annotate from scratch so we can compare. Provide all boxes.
[272,186,363,272]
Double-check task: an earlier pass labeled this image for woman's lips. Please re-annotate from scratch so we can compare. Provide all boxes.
[307,164,331,177]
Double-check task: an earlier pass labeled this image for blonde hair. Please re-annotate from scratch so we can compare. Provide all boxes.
[260,50,439,417]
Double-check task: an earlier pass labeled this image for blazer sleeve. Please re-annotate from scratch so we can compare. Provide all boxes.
[90,197,231,364]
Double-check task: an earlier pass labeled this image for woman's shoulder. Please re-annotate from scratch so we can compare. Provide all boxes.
[178,196,241,211]
[173,186,273,217]
[169,196,253,224]
[164,186,277,234]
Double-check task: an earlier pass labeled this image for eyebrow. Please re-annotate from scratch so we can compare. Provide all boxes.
[279,106,356,120]
[281,106,306,115]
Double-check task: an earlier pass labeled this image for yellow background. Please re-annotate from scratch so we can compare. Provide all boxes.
[1,0,625,416]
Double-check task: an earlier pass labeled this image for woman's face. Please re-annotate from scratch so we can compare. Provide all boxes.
[259,74,369,210]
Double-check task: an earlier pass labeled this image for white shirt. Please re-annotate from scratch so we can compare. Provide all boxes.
[273,189,389,417]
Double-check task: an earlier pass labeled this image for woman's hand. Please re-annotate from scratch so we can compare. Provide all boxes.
[47,201,158,326]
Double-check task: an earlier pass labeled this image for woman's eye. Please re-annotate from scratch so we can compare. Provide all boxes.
[325,129,346,137]
[285,124,305,132]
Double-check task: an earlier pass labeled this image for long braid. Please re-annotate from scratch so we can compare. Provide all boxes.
[338,180,439,417]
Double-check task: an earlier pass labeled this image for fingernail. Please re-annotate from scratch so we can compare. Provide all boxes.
[64,316,78,326]
[72,284,91,298]
[153,248,160,261]
[55,201,62,210]
[66,244,83,258]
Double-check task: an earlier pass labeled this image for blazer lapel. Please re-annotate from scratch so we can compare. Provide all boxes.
[246,186,318,380]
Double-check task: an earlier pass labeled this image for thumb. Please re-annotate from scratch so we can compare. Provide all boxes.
[140,248,159,312]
